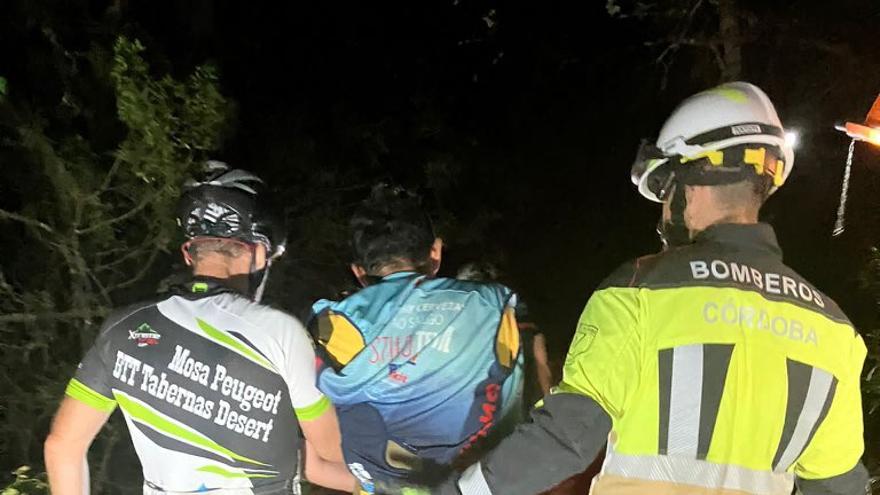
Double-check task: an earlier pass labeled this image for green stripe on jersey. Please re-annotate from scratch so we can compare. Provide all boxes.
[196,318,277,373]
[66,379,117,412]
[196,464,276,479]
[295,395,331,421]
[114,391,269,467]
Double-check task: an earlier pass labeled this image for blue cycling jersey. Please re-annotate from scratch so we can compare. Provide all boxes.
[310,272,524,489]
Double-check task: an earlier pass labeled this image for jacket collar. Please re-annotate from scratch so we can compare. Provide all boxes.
[171,276,238,299]
[693,222,782,258]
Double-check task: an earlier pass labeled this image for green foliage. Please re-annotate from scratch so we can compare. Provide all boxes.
[112,38,228,173]
[0,34,229,493]
[1,467,49,495]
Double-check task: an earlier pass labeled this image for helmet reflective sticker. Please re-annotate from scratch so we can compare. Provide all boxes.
[703,87,749,103]
[186,202,242,237]
[177,163,286,256]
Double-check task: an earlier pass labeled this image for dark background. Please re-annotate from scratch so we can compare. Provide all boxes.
[128,0,880,350]
[1,0,879,492]
[137,0,880,338]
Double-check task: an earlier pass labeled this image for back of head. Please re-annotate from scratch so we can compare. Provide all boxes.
[630,82,795,245]
[177,161,286,257]
[350,184,435,276]
[705,174,769,220]
[176,161,286,300]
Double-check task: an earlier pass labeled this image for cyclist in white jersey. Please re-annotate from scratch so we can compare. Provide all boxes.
[44,164,355,494]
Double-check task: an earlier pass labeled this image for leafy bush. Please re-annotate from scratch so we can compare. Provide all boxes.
[0,34,229,494]
[1,467,49,495]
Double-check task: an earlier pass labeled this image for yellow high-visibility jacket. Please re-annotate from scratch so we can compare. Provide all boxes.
[452,223,868,495]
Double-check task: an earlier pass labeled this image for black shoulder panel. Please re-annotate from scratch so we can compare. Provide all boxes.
[597,243,851,325]
[99,298,166,336]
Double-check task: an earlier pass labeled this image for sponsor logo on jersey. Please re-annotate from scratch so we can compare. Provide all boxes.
[128,323,161,347]
[368,329,456,365]
[387,363,408,384]
[460,382,501,454]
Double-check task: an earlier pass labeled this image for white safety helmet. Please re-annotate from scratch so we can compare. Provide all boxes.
[631,82,795,202]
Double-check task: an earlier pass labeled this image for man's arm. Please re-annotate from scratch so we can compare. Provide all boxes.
[47,308,122,495]
[299,401,345,463]
[443,283,643,494]
[450,393,611,495]
[299,401,358,490]
[529,331,553,396]
[796,462,870,495]
[793,333,869,495]
[303,438,356,492]
[44,397,112,495]
[283,315,354,489]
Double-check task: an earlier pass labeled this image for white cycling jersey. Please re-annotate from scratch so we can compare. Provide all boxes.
[67,279,329,494]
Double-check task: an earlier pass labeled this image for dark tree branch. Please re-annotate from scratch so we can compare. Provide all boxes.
[0,208,55,234]
[654,0,704,66]
[0,308,103,324]
[97,157,122,194]
[75,190,161,235]
[106,245,161,292]
[717,0,742,80]
[94,239,162,272]
[85,266,113,306]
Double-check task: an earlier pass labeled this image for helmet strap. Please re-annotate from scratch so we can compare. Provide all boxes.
[247,243,272,303]
[658,178,692,248]
[250,263,271,303]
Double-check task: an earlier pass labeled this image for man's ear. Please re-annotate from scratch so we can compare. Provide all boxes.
[181,242,194,267]
[351,263,369,287]
[429,238,443,276]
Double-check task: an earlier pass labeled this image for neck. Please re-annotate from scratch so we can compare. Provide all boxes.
[193,263,242,279]
[192,259,253,295]
[688,209,758,235]
[373,264,419,278]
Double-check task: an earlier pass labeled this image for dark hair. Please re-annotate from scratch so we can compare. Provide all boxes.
[350,184,436,275]
[456,261,501,282]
